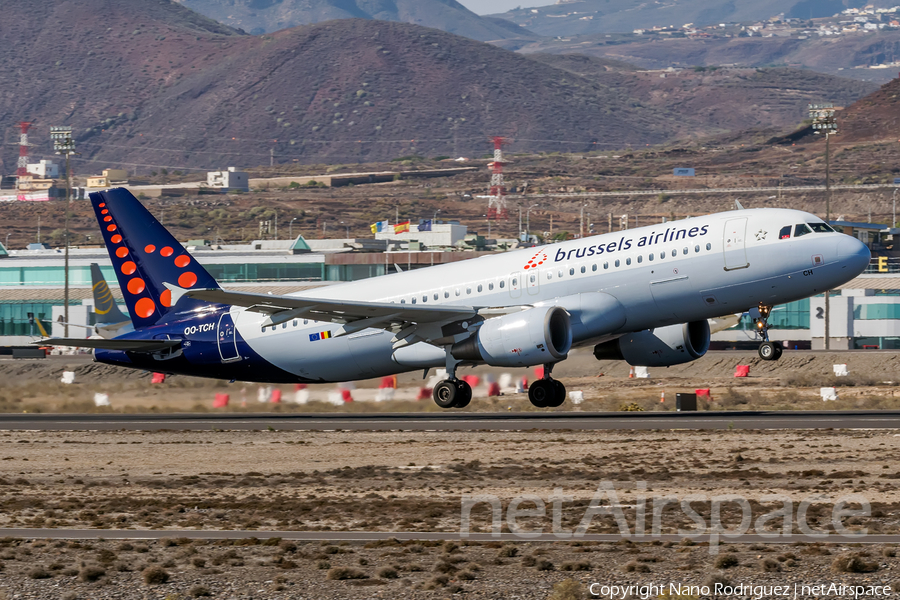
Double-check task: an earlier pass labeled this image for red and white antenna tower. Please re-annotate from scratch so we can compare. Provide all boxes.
[17,122,32,180]
[487,136,508,221]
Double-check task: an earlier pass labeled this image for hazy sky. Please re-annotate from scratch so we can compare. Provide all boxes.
[458,0,549,15]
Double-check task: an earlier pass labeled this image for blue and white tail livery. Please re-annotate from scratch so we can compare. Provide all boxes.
[40,188,870,409]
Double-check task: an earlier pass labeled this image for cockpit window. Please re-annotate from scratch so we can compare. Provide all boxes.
[779,226,792,240]
[794,224,813,238]
[808,222,834,233]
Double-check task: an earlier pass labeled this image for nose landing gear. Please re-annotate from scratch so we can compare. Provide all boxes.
[755,304,783,361]
[528,363,567,408]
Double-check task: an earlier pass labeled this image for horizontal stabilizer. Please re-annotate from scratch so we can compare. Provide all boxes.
[34,338,181,352]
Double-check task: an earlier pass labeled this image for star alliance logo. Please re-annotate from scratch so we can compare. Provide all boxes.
[755,229,767,241]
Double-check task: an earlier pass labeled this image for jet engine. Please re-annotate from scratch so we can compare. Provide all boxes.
[593,320,710,367]
[451,306,573,367]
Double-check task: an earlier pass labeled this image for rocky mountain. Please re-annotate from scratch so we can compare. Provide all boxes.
[492,0,896,37]
[174,0,537,41]
[516,29,900,84]
[838,77,900,143]
[0,0,699,173]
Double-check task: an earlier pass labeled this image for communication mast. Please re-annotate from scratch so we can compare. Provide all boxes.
[16,122,32,183]
[487,136,508,221]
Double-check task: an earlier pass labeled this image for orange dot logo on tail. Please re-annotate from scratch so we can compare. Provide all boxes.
[107,224,117,232]
[160,246,174,257]
[178,271,198,288]
[145,244,156,253]
[135,297,156,319]
[111,234,122,243]
[127,278,145,294]
[174,255,190,268]
[115,247,129,258]
[121,261,136,275]
[160,289,173,308]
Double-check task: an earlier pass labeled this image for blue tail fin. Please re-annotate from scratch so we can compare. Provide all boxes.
[90,188,220,329]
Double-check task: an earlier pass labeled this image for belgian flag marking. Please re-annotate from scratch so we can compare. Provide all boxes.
[320,331,331,340]
[309,331,332,342]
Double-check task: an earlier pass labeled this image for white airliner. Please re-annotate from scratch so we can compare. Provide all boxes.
[42,189,870,409]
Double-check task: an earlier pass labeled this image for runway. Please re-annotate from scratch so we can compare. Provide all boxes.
[1,410,900,431]
[0,527,897,545]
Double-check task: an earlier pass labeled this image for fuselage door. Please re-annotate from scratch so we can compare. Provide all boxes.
[509,272,522,299]
[526,268,540,296]
[217,312,241,363]
[723,217,749,271]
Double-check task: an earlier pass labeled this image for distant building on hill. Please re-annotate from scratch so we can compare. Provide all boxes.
[207,167,249,192]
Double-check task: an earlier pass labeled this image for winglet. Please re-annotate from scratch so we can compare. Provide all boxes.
[734,200,745,210]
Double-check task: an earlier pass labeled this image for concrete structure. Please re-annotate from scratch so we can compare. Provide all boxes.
[15,175,55,192]
[27,160,58,179]
[86,169,129,188]
[375,221,468,248]
[207,167,249,192]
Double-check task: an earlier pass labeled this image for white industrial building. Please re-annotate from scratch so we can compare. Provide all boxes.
[27,160,59,179]
[207,167,249,191]
[375,221,468,248]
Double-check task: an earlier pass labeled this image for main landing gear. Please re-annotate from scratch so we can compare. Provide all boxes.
[432,378,472,409]
[432,354,472,409]
[755,304,783,362]
[528,363,567,408]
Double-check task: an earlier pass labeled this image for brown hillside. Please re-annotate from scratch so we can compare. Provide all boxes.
[839,77,900,143]
[0,2,704,173]
[529,56,878,132]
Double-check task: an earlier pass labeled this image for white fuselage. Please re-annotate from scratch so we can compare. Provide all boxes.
[232,208,869,382]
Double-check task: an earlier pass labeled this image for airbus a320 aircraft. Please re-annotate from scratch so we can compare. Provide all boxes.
[41,188,870,409]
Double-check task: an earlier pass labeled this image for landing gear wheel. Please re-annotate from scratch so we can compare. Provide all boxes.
[773,342,783,360]
[528,379,554,408]
[433,380,458,408]
[545,380,567,408]
[454,380,472,409]
[758,341,777,361]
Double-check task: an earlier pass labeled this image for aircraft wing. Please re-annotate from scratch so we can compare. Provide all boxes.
[168,285,480,326]
[34,338,181,352]
[165,284,520,348]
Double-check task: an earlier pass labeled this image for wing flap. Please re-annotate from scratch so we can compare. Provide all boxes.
[168,285,480,325]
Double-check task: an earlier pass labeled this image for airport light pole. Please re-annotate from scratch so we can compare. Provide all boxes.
[893,188,898,229]
[289,217,297,239]
[50,126,75,338]
[526,203,538,242]
[809,104,838,350]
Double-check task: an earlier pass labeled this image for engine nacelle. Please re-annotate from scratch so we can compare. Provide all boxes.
[451,306,573,367]
[593,320,710,367]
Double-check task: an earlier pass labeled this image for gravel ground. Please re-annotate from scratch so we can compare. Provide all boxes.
[1,428,900,597]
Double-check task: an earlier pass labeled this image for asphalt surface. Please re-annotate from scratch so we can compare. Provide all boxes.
[1,410,900,431]
[0,528,896,544]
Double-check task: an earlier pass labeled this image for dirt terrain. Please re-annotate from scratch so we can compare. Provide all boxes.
[2,350,899,413]
[1,427,900,598]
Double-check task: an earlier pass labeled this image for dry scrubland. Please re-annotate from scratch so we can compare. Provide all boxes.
[4,351,900,414]
[1,428,900,597]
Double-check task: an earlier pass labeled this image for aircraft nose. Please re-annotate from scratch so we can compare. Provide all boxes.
[837,235,870,274]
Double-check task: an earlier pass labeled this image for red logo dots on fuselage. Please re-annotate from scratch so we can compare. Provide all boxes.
[523,251,548,270]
